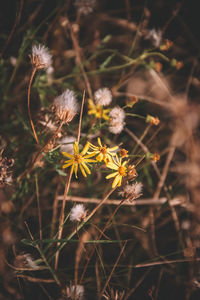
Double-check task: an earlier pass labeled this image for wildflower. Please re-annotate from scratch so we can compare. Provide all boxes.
[88,137,118,164]
[58,136,76,154]
[75,0,96,15]
[94,87,112,106]
[119,182,143,202]
[30,44,52,70]
[88,99,110,120]
[119,149,128,158]
[66,284,85,300]
[109,106,125,134]
[145,28,162,48]
[106,155,128,188]
[146,114,160,126]
[70,204,87,222]
[52,89,79,123]
[62,141,96,178]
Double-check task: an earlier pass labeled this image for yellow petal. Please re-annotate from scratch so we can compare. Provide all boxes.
[81,162,91,175]
[79,164,87,177]
[74,164,78,178]
[62,152,74,158]
[63,161,73,169]
[81,141,90,155]
[96,153,103,162]
[73,141,79,154]
[84,158,96,163]
[106,171,118,179]
[97,137,102,147]
[112,174,121,188]
[106,162,118,170]
[84,152,97,159]
[109,146,118,152]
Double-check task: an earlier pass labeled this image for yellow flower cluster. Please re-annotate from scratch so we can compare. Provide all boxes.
[88,99,110,120]
[62,138,134,188]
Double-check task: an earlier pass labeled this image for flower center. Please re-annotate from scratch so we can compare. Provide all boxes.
[118,166,127,176]
[100,147,107,155]
[96,107,102,118]
[74,154,82,164]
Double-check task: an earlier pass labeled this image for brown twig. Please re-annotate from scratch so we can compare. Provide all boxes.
[27,67,39,145]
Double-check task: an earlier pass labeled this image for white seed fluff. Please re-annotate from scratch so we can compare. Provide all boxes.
[67,284,85,300]
[58,135,76,153]
[31,44,52,69]
[109,106,125,122]
[94,87,112,106]
[74,0,96,15]
[53,89,79,123]
[109,106,125,134]
[145,29,162,48]
[70,204,87,222]
[109,121,124,134]
[119,182,143,202]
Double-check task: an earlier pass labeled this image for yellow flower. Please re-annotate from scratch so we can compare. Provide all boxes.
[88,137,118,164]
[106,155,128,188]
[88,99,110,120]
[62,141,96,178]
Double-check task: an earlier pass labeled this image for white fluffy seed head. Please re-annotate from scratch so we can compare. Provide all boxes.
[94,87,112,106]
[145,29,162,48]
[119,182,143,202]
[58,135,76,153]
[109,121,124,134]
[31,44,52,70]
[66,284,85,300]
[109,106,125,134]
[52,89,79,123]
[109,106,125,122]
[75,0,96,15]
[70,204,87,222]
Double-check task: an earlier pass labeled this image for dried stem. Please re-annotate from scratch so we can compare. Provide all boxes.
[27,67,39,145]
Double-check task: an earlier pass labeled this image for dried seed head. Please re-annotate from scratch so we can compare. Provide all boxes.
[31,44,52,70]
[119,182,143,202]
[74,0,96,15]
[52,89,79,123]
[94,87,112,106]
[66,284,85,300]
[14,253,38,270]
[145,28,162,48]
[70,204,87,222]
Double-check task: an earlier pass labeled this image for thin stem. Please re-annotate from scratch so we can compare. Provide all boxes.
[77,91,85,144]
[35,174,42,242]
[27,67,39,145]
[54,167,73,270]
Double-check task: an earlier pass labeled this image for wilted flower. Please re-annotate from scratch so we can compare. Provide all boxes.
[70,204,87,222]
[119,182,143,202]
[52,89,79,123]
[30,44,52,70]
[119,149,128,158]
[146,114,160,126]
[74,0,96,15]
